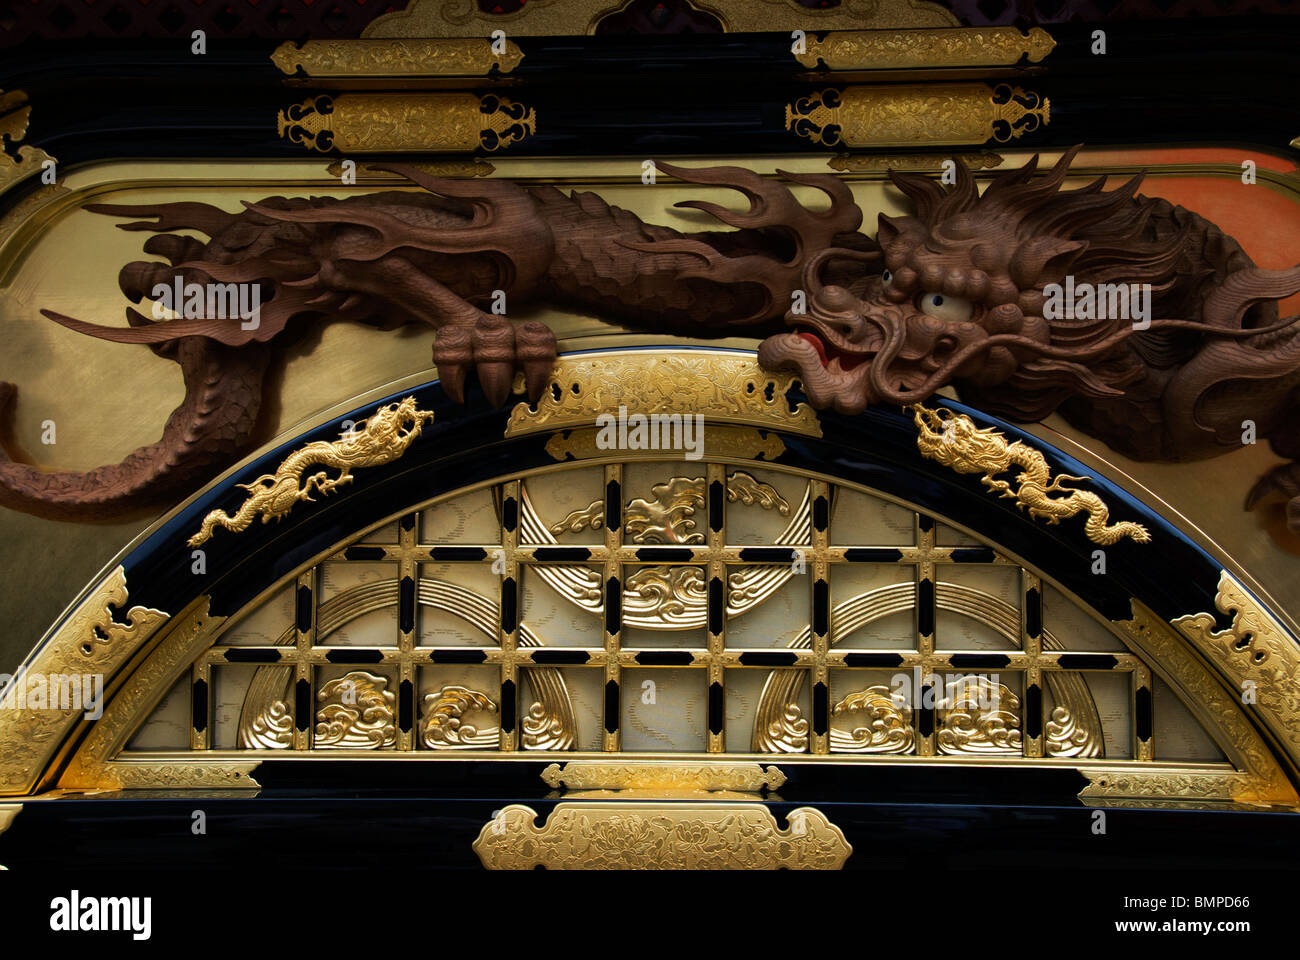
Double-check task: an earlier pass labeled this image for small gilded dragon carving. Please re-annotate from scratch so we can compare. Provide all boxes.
[910,403,1151,545]
[187,395,433,546]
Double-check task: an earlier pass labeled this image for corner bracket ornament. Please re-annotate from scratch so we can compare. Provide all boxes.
[277,93,535,153]
[1099,599,1298,809]
[0,567,169,796]
[786,83,1049,148]
[1172,571,1300,761]
[0,89,56,194]
[190,396,434,546]
[473,802,851,869]
[909,404,1149,546]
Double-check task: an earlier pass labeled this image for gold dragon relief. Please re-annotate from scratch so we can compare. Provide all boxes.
[190,396,435,547]
[909,404,1150,546]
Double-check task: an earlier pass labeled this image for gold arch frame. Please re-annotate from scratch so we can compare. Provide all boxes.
[0,349,1295,811]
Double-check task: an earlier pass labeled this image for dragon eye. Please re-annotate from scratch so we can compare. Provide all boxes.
[918,292,972,323]
[881,270,893,284]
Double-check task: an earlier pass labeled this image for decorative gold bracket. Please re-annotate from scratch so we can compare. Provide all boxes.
[473,802,852,869]
[793,27,1055,71]
[0,89,56,195]
[505,350,822,439]
[272,38,524,77]
[277,93,535,153]
[786,83,1049,148]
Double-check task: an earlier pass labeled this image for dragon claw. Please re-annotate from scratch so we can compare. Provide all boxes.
[1246,462,1300,532]
[432,316,557,409]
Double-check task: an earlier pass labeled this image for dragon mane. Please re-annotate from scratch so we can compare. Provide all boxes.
[880,147,1236,421]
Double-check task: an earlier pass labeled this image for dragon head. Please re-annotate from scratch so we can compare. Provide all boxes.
[758,147,1192,419]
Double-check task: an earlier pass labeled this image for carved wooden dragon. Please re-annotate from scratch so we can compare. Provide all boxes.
[4,150,1300,531]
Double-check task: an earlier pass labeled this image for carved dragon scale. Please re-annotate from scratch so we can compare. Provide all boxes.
[3,150,1300,531]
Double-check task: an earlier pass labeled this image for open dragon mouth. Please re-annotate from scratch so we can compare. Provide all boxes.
[795,331,869,372]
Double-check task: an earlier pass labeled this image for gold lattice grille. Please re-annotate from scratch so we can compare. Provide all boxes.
[135,461,1226,765]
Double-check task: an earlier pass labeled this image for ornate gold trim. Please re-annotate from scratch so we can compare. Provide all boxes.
[0,89,56,194]
[541,761,786,792]
[795,27,1055,71]
[272,38,523,77]
[325,159,494,179]
[506,350,822,438]
[277,93,535,154]
[1101,600,1296,807]
[0,566,169,796]
[910,404,1149,545]
[59,597,256,792]
[828,152,1004,172]
[364,0,958,37]
[190,396,434,546]
[1172,571,1300,765]
[545,425,786,462]
[786,83,1049,148]
[473,802,850,869]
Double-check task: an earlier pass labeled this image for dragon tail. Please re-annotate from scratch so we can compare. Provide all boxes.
[0,339,269,521]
